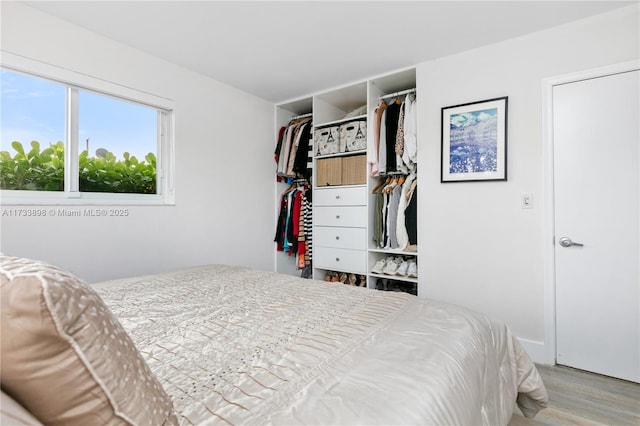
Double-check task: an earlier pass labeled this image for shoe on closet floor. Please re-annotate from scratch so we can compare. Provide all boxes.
[395,260,409,276]
[383,257,401,275]
[407,261,417,278]
[371,258,386,274]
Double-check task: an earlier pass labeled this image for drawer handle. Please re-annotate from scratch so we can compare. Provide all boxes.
[335,257,340,262]
[335,236,340,240]
[336,215,340,219]
[335,195,340,199]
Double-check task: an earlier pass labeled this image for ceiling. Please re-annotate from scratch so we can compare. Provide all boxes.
[21,1,636,103]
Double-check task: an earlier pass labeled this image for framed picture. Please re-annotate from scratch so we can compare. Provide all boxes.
[441,96,508,182]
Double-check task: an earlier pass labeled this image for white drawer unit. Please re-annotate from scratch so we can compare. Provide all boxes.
[313,187,368,278]
[314,226,366,250]
[314,247,367,274]
[314,206,367,228]
[314,186,367,206]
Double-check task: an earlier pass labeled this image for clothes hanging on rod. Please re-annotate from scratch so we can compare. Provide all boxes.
[301,192,313,277]
[368,99,387,177]
[403,93,417,168]
[274,114,314,278]
[367,90,417,177]
[404,178,417,250]
[274,116,313,181]
[371,174,417,252]
[274,183,313,272]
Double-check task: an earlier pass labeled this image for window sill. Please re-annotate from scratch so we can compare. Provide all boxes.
[0,190,175,206]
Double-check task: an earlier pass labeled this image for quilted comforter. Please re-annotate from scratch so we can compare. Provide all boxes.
[94,264,547,425]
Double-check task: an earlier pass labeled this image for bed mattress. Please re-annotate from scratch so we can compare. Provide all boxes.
[94,264,547,425]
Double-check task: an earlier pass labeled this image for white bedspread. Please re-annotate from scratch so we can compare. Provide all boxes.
[94,265,547,425]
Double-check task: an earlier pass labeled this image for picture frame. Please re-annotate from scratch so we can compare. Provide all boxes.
[441,96,508,182]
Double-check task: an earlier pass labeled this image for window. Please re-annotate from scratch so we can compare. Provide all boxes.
[1,70,66,191]
[77,90,158,194]
[0,54,174,205]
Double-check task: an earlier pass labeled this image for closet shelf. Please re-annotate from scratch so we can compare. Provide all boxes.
[314,114,367,129]
[369,248,419,256]
[369,272,418,284]
[314,183,366,190]
[315,149,366,160]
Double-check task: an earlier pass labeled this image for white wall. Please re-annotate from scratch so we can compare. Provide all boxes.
[417,4,639,358]
[0,2,276,282]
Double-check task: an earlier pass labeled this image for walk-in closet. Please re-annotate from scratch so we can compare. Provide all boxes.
[274,67,419,295]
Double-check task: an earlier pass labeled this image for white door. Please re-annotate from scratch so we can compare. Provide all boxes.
[553,69,639,383]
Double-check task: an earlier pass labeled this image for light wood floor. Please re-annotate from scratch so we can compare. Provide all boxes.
[509,364,640,426]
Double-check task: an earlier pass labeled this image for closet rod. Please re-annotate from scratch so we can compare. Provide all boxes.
[379,88,416,100]
[290,112,313,120]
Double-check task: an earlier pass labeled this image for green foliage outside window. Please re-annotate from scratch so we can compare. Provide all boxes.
[79,148,156,194]
[1,141,64,191]
[0,141,156,194]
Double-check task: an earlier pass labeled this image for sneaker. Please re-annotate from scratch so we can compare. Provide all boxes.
[383,257,401,275]
[371,258,386,274]
[407,260,417,278]
[396,260,409,276]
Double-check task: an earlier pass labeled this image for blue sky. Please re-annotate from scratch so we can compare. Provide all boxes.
[1,69,157,160]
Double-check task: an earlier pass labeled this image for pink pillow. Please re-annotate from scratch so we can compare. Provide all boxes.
[0,255,178,426]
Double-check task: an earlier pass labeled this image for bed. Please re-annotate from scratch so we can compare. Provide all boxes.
[1,255,547,425]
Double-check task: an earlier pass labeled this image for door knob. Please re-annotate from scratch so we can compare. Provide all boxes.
[559,237,584,248]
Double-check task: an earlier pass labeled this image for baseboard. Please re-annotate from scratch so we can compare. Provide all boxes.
[518,337,547,365]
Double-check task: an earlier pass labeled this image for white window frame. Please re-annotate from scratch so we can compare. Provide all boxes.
[0,51,175,206]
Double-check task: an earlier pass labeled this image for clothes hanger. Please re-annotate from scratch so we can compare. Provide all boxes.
[371,177,386,194]
[381,176,393,193]
[383,176,398,193]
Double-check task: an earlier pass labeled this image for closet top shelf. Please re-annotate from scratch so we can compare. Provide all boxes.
[314,114,367,129]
